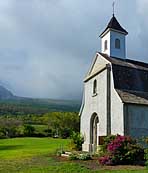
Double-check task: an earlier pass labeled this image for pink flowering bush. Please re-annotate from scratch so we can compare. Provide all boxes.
[98,135,144,165]
[98,155,112,165]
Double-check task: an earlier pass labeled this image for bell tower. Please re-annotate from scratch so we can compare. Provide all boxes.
[99,14,128,59]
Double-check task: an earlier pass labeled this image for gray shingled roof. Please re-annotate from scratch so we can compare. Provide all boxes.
[116,90,148,105]
[99,52,148,105]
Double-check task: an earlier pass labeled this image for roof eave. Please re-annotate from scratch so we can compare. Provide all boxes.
[99,28,128,38]
[116,89,148,106]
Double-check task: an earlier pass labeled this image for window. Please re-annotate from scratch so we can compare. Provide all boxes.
[104,40,108,51]
[93,79,97,94]
[115,38,120,49]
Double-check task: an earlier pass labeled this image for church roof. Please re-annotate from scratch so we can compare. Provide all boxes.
[99,52,148,106]
[100,15,128,37]
[116,90,148,105]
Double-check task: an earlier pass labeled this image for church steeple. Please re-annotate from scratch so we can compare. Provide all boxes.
[100,15,128,37]
[100,15,128,59]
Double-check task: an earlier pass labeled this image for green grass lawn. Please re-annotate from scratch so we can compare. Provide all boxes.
[0,137,147,173]
[0,137,69,160]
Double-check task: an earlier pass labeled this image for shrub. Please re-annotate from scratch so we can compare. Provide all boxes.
[98,135,144,165]
[69,152,92,161]
[0,131,6,139]
[60,128,72,139]
[98,135,116,156]
[145,149,148,166]
[70,132,84,151]
[77,153,91,160]
[56,149,65,156]
[98,155,112,165]
[69,152,79,160]
[144,137,148,167]
[44,128,53,137]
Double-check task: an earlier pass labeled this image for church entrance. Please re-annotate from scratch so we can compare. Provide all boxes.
[90,113,99,153]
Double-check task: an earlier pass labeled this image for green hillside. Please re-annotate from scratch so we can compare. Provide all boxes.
[0,98,81,115]
[0,85,81,115]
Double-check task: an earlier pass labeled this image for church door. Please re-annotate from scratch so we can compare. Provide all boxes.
[90,113,99,153]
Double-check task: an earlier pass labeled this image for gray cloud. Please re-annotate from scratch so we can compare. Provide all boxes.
[0,0,147,100]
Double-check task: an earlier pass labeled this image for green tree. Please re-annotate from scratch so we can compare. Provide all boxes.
[0,118,22,138]
[46,112,80,138]
[24,124,35,136]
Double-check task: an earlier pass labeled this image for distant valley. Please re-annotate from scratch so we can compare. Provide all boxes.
[0,85,81,115]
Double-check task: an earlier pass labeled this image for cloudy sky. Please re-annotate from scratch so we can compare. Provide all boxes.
[0,0,147,100]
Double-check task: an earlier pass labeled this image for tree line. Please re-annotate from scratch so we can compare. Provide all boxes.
[0,112,80,139]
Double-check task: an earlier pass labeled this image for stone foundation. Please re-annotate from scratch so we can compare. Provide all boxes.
[82,143,98,153]
[82,143,91,152]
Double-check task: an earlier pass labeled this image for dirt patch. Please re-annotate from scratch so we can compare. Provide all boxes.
[53,155,69,162]
[53,156,145,171]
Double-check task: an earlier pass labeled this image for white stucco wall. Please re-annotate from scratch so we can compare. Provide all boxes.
[110,75,124,135]
[81,69,107,151]
[110,31,126,59]
[126,105,148,138]
[90,55,109,75]
[101,31,111,56]
[81,55,109,151]
[101,30,126,59]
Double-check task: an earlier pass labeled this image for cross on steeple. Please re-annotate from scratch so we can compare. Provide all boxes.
[112,1,115,16]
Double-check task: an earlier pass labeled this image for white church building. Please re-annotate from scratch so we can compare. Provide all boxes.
[80,14,148,152]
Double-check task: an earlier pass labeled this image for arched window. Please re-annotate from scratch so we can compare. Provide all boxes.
[115,38,120,49]
[104,40,108,51]
[93,79,97,94]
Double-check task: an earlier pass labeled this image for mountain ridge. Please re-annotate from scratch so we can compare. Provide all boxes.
[0,85,81,114]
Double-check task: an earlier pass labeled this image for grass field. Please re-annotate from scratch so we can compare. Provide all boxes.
[0,137,148,173]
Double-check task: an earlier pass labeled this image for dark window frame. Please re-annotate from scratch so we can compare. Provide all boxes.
[104,40,108,51]
[115,38,120,49]
[93,79,97,94]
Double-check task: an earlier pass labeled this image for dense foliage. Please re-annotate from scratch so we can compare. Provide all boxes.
[24,125,35,137]
[69,132,84,151]
[144,138,148,167]
[98,135,144,165]
[0,112,80,138]
[47,112,80,138]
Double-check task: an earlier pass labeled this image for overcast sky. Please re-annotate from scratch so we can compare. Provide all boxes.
[0,0,148,100]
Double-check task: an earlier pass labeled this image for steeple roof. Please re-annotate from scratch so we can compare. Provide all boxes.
[100,15,128,37]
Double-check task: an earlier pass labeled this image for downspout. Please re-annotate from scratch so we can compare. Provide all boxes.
[106,64,111,135]
[123,103,129,135]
